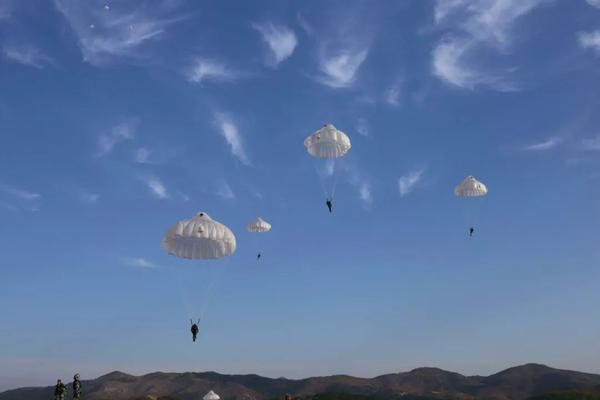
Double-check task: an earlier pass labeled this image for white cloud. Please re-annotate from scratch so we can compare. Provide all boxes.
[0,1,11,20]
[216,181,235,200]
[0,183,41,212]
[97,119,137,157]
[146,177,168,199]
[0,201,18,211]
[581,135,600,151]
[432,37,479,89]
[586,0,600,8]
[2,45,54,69]
[123,257,158,268]
[317,48,368,88]
[434,0,470,23]
[356,118,369,137]
[385,82,402,106]
[53,0,181,66]
[521,137,561,151]
[81,192,100,204]
[253,22,298,66]
[0,184,40,201]
[578,31,600,54]
[345,166,373,208]
[296,13,315,37]
[214,113,250,166]
[432,0,544,91]
[398,169,424,197]
[186,58,238,84]
[134,147,152,163]
[359,182,372,205]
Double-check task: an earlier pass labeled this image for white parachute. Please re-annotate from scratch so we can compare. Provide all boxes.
[304,123,351,160]
[162,212,236,260]
[203,390,220,400]
[454,176,488,197]
[247,217,272,233]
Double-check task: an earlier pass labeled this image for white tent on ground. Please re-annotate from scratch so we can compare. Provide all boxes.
[204,390,220,400]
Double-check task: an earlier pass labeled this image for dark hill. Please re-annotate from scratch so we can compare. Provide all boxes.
[2,364,600,400]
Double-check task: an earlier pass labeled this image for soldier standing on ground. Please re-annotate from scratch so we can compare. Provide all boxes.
[73,374,82,399]
[54,379,66,400]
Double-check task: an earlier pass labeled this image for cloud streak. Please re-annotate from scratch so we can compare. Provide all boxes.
[97,120,137,157]
[216,181,235,200]
[2,45,54,69]
[586,0,600,8]
[0,184,40,201]
[385,82,402,106]
[146,177,168,199]
[431,0,544,91]
[214,113,250,166]
[134,147,152,164]
[0,183,41,212]
[123,257,158,268]
[53,0,182,66]
[398,169,424,197]
[578,31,600,54]
[521,137,561,151]
[356,118,369,137]
[317,48,368,88]
[186,58,239,84]
[581,135,600,151]
[253,22,298,66]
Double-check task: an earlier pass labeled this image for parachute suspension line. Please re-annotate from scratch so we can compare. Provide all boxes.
[313,162,329,199]
[175,265,194,320]
[199,262,228,321]
[330,160,341,199]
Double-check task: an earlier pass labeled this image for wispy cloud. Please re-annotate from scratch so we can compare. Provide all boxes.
[345,166,373,208]
[398,169,424,197]
[216,181,235,200]
[0,201,18,211]
[253,22,298,66]
[2,45,54,69]
[134,147,152,164]
[53,0,182,66]
[432,37,483,90]
[385,81,402,106]
[96,119,137,157]
[586,0,600,8]
[358,182,372,206]
[431,0,544,91]
[581,135,600,151]
[0,183,41,212]
[0,184,40,201]
[578,31,600,54]
[146,177,168,199]
[80,191,100,204]
[296,13,314,37]
[123,257,158,269]
[356,118,369,137]
[0,1,12,20]
[186,58,239,84]
[317,47,368,88]
[214,113,251,166]
[521,137,561,151]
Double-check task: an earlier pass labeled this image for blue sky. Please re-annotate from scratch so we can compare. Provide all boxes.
[1,0,600,391]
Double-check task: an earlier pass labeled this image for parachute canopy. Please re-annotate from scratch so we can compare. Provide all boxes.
[304,123,351,159]
[162,212,236,260]
[247,217,272,233]
[454,176,488,197]
[203,390,220,400]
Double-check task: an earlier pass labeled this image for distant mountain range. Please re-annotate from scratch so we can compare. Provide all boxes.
[2,363,600,400]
